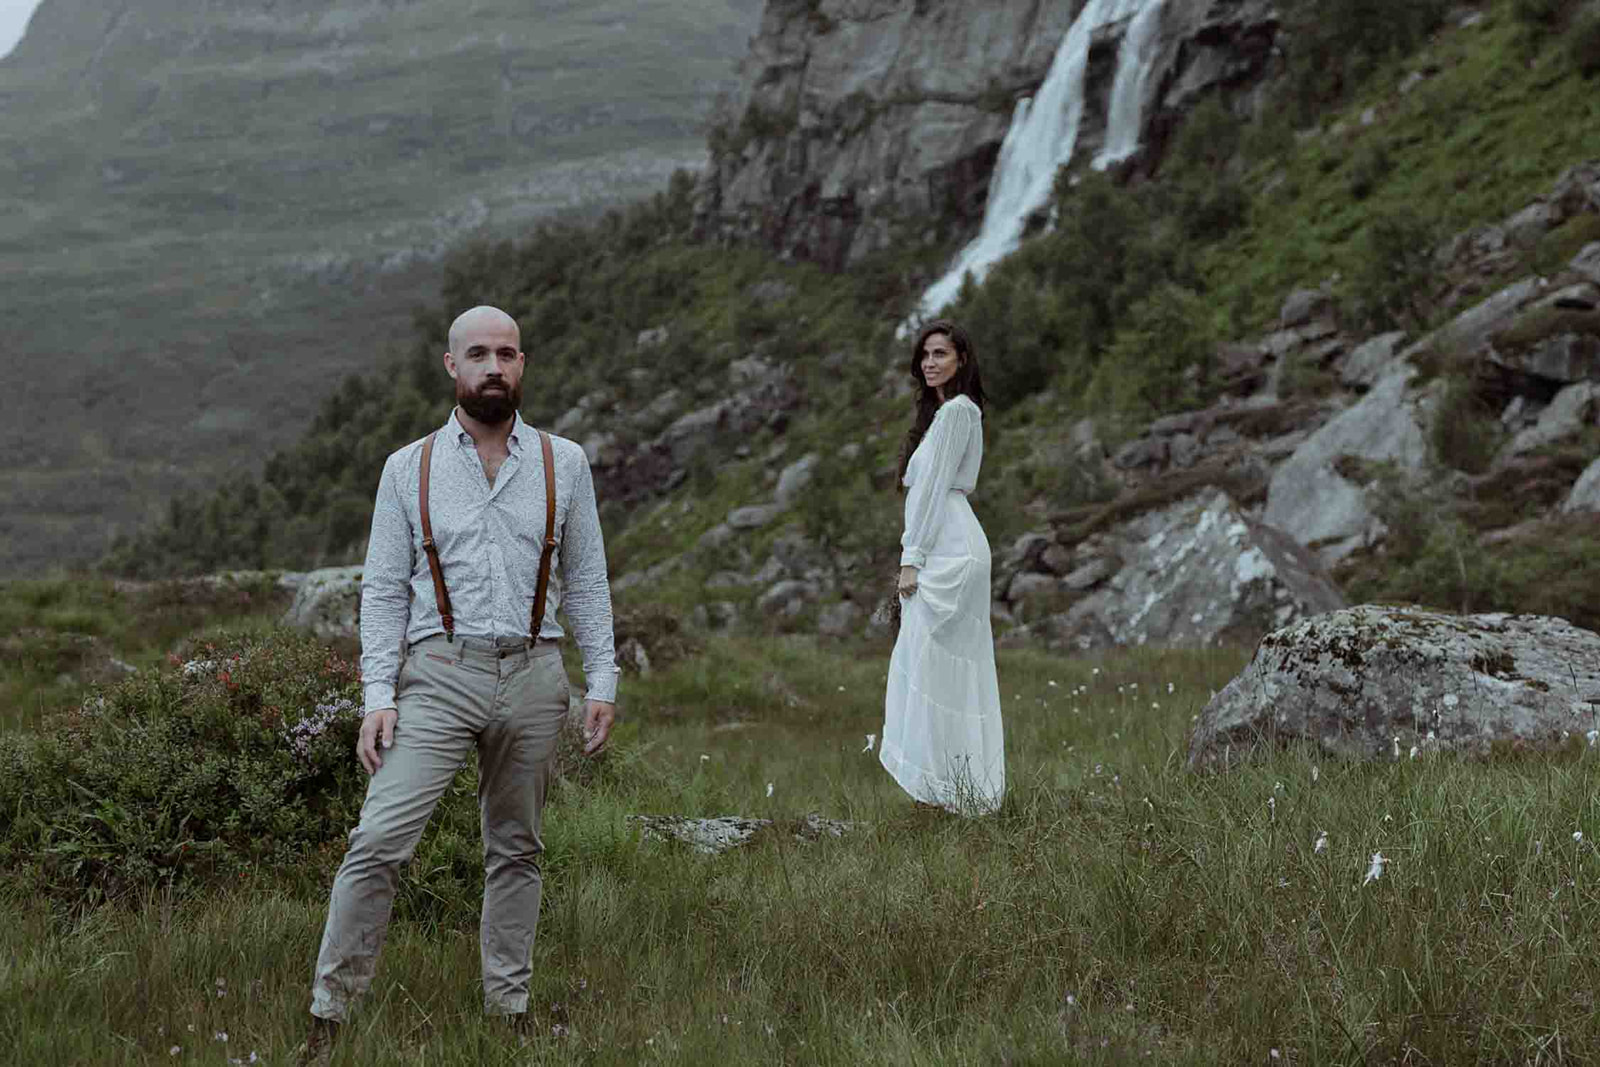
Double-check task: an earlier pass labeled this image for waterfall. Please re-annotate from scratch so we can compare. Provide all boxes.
[1094,0,1168,169]
[903,0,1165,331]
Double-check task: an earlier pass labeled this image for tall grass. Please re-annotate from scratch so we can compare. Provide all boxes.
[5,635,1599,1064]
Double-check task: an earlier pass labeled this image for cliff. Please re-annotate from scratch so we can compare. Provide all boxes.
[695,0,1281,270]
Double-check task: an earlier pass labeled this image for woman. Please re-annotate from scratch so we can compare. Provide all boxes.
[880,319,1005,815]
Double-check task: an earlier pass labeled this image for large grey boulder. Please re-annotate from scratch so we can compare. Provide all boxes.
[282,565,364,641]
[1263,367,1430,562]
[628,813,857,854]
[1025,488,1346,651]
[1188,606,1600,770]
[774,452,821,506]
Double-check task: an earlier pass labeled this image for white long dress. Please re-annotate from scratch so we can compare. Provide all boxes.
[880,394,1005,814]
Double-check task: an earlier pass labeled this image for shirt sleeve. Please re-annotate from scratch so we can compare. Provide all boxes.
[558,451,620,704]
[900,400,978,569]
[359,453,414,714]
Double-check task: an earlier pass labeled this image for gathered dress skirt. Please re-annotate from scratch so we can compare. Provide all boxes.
[880,490,1005,814]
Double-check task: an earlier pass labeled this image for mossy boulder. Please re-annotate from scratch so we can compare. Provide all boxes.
[1188,605,1600,770]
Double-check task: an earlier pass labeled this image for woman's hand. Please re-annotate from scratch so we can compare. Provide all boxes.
[897,564,919,599]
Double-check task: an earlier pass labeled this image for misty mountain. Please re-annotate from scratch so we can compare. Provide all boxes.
[0,0,761,574]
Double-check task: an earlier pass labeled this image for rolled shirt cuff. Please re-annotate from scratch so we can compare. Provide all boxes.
[900,550,926,569]
[363,682,397,715]
[583,670,619,706]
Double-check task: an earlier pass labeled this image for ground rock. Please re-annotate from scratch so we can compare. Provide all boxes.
[1339,331,1407,389]
[628,813,858,854]
[1562,457,1600,513]
[1280,286,1331,328]
[282,565,364,641]
[1041,488,1346,651]
[1187,606,1600,770]
[728,503,784,530]
[817,599,865,637]
[1264,367,1429,561]
[1503,382,1598,458]
[775,452,821,506]
[1571,242,1600,287]
[758,579,819,616]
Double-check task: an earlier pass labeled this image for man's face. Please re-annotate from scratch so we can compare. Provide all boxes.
[446,318,524,425]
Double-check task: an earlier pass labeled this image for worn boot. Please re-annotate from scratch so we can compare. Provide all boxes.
[294,1016,341,1067]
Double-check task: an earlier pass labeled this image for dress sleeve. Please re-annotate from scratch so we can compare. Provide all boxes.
[900,400,978,569]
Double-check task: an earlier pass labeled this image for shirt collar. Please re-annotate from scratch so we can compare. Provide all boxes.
[446,408,529,453]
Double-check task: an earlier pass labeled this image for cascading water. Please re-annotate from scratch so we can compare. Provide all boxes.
[903,0,1167,331]
[1093,0,1168,169]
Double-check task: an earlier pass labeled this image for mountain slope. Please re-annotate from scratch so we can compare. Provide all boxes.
[0,0,761,574]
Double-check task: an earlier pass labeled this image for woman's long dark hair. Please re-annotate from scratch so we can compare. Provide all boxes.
[895,318,987,492]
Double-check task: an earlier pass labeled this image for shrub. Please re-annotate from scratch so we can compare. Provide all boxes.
[1429,372,1505,474]
[1570,6,1600,76]
[1088,284,1217,423]
[1345,209,1438,332]
[0,628,369,906]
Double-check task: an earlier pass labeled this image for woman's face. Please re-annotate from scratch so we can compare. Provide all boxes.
[920,332,962,395]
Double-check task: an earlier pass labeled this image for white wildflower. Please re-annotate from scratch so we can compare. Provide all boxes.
[1588,730,1599,747]
[1408,745,1418,761]
[766,782,774,798]
[1443,693,1459,708]
[700,754,709,762]
[169,1049,181,1058]
[1575,831,1584,844]
[1314,831,1328,854]
[1391,736,1400,759]
[1363,852,1386,885]
[1311,764,1320,783]
[863,733,876,753]
[1167,682,1174,694]
[1048,680,1058,687]
[215,1031,228,1043]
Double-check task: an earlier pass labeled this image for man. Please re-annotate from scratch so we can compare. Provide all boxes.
[298,305,619,1064]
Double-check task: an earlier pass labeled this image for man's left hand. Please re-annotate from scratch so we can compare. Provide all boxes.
[583,699,616,755]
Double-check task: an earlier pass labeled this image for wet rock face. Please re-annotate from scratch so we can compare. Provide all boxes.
[1187,607,1600,770]
[696,0,1281,269]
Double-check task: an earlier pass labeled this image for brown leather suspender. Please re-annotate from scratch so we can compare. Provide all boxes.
[418,427,557,646]
[530,428,558,646]
[419,432,454,641]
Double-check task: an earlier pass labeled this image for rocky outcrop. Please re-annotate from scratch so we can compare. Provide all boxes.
[1262,366,1431,563]
[282,565,365,642]
[1188,606,1600,770]
[1002,486,1345,651]
[696,0,1281,269]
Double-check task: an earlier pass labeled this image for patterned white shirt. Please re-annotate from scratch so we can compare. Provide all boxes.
[359,409,619,712]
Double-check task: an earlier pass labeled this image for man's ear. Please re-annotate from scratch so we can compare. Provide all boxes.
[442,350,458,379]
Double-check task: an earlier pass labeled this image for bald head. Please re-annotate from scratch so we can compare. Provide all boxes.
[448,305,520,356]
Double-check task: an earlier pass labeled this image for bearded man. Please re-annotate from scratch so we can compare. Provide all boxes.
[297,305,618,1064]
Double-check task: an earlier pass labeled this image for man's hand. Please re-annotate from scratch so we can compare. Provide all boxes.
[583,700,616,756]
[897,564,920,599]
[357,708,398,775]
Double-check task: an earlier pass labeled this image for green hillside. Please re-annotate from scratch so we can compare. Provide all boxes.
[0,0,761,575]
[101,0,1600,630]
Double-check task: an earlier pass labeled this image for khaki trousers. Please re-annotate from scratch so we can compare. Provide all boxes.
[309,633,570,1020]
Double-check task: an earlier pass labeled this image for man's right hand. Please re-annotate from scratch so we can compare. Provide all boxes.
[357,708,398,775]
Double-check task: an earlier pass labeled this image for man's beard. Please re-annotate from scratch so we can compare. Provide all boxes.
[458,379,521,424]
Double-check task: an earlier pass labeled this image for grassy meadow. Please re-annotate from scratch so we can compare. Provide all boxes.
[4,582,1600,1065]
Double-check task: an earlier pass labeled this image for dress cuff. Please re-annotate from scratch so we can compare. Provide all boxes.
[900,550,926,569]
[363,682,396,715]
